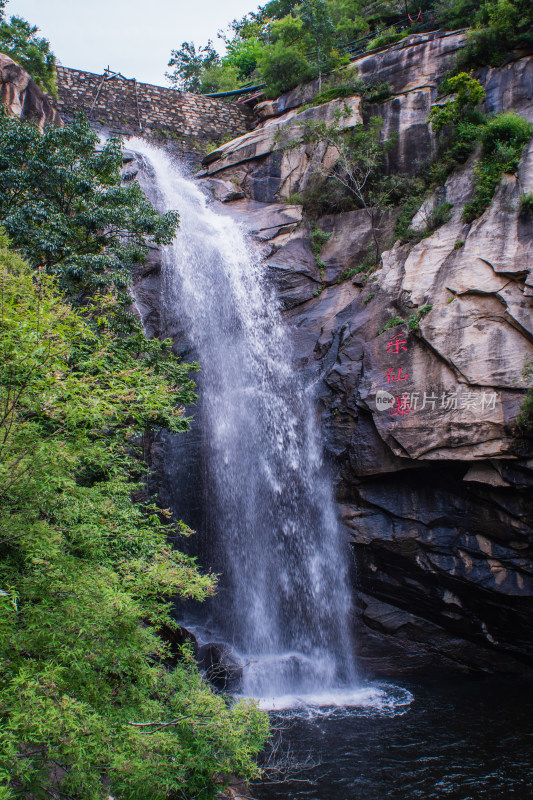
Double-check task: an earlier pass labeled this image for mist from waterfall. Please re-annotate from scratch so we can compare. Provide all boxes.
[130,141,358,706]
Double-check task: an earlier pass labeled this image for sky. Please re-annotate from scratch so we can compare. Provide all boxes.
[5,0,262,86]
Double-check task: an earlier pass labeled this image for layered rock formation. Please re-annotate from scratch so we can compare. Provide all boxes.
[0,53,61,129]
[132,30,533,677]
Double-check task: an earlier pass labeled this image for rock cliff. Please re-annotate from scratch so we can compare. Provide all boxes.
[131,30,533,676]
[0,53,61,129]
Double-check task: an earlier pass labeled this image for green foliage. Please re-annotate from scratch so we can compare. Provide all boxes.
[433,0,481,29]
[0,14,57,96]
[293,111,395,259]
[378,316,405,335]
[365,27,407,51]
[0,243,268,799]
[327,0,369,45]
[0,112,178,305]
[427,201,453,233]
[517,358,533,430]
[225,37,264,80]
[338,266,356,282]
[199,63,244,94]
[408,303,433,330]
[429,73,486,132]
[166,40,220,92]
[398,83,531,239]
[310,222,332,265]
[300,0,338,82]
[364,290,376,303]
[462,112,533,222]
[262,0,301,19]
[454,238,465,248]
[457,0,533,70]
[310,69,392,106]
[520,192,533,213]
[259,43,314,98]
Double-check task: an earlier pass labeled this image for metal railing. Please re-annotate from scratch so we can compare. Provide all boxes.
[201,15,439,100]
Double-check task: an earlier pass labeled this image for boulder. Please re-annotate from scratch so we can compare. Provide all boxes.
[0,53,61,130]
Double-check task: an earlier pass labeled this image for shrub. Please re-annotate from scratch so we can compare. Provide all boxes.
[429,74,486,133]
[366,27,407,51]
[517,358,533,430]
[520,192,533,212]
[310,77,392,107]
[259,43,314,98]
[378,316,405,335]
[408,304,433,330]
[428,201,454,232]
[462,112,533,222]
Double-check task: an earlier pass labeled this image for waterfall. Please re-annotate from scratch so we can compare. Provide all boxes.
[131,142,358,706]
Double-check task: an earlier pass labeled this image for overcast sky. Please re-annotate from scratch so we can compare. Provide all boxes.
[5,0,262,85]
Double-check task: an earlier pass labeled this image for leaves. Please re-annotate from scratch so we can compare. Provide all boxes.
[0,112,179,304]
[0,115,269,797]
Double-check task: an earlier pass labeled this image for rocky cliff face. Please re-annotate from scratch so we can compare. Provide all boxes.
[135,30,533,677]
[0,54,61,129]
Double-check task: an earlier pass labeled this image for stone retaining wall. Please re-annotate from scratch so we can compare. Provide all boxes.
[55,66,253,144]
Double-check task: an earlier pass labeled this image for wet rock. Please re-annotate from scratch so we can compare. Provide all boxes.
[265,235,321,309]
[197,642,243,691]
[129,38,533,677]
[198,177,245,203]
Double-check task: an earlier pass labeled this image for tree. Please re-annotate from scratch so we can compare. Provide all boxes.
[428,72,486,132]
[166,40,219,92]
[0,237,269,799]
[260,0,301,20]
[224,37,264,80]
[299,110,395,260]
[0,14,57,96]
[0,111,178,305]
[300,0,337,89]
[259,42,313,97]
[0,111,270,796]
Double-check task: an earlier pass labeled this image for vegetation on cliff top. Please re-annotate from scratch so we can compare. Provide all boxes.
[0,110,269,798]
[0,1,57,96]
[167,0,533,97]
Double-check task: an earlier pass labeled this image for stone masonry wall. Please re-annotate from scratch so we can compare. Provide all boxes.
[55,66,253,144]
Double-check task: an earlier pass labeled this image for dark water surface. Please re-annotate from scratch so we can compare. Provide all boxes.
[252,678,533,800]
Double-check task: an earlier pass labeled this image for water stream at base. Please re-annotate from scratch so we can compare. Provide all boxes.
[130,142,407,714]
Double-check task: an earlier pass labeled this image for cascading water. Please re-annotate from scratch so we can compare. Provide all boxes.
[130,141,360,706]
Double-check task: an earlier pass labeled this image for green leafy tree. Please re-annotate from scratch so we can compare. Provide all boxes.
[166,40,220,92]
[224,37,265,80]
[0,14,57,96]
[428,72,486,131]
[462,111,533,221]
[261,0,301,20]
[259,42,313,97]
[300,0,337,88]
[458,0,533,67]
[0,237,269,799]
[0,111,177,304]
[327,0,368,44]
[297,110,396,259]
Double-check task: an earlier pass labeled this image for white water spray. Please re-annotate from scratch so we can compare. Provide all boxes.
[130,141,362,707]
